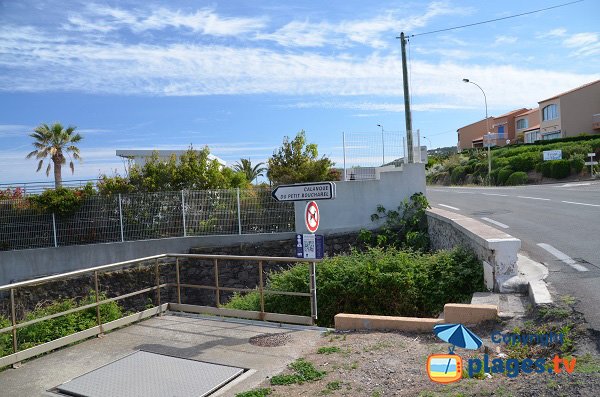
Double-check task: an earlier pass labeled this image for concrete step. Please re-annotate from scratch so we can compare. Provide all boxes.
[471,292,529,319]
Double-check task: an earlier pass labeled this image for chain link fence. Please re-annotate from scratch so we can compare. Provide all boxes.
[342,130,425,180]
[0,188,294,251]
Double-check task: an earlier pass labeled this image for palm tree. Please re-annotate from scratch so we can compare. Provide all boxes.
[233,158,267,184]
[26,123,83,188]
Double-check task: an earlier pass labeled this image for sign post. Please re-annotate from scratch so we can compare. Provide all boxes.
[586,153,597,177]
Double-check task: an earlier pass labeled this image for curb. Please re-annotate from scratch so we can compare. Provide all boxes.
[334,303,498,333]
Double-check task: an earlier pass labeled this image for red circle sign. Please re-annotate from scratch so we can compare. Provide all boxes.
[304,201,319,233]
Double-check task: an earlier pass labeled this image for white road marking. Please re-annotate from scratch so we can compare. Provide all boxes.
[537,243,589,272]
[438,204,460,211]
[561,200,600,208]
[517,196,550,201]
[482,193,509,197]
[481,217,509,229]
[559,183,591,187]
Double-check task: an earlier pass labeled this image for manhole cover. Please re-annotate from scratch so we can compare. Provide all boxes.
[53,351,243,397]
[249,332,291,347]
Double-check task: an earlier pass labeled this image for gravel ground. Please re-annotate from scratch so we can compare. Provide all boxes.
[240,310,600,397]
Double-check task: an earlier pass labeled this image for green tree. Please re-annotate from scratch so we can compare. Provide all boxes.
[99,146,248,193]
[26,123,83,188]
[233,158,267,184]
[267,130,333,185]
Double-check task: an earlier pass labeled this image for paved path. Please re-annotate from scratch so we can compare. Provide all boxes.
[427,181,600,330]
[0,313,322,396]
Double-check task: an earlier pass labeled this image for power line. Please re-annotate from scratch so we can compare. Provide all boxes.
[411,0,584,37]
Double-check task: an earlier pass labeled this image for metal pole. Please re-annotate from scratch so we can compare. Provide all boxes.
[403,137,407,164]
[465,79,491,185]
[94,271,103,335]
[342,132,347,181]
[213,259,220,308]
[258,260,265,320]
[118,193,124,242]
[236,188,242,235]
[309,261,318,322]
[52,213,58,247]
[417,129,421,163]
[399,32,413,163]
[155,258,161,316]
[175,257,181,306]
[10,288,17,355]
[181,190,187,237]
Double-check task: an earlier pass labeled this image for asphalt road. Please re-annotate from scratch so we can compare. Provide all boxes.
[426,181,600,330]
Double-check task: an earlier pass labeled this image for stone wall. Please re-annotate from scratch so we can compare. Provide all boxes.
[0,231,365,319]
[426,207,521,292]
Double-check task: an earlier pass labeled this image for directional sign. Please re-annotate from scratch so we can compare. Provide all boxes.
[305,201,320,233]
[271,182,336,202]
[543,150,562,161]
[296,234,324,259]
[588,153,596,157]
[585,161,598,166]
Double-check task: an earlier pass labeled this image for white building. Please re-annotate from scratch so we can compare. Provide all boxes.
[116,149,226,167]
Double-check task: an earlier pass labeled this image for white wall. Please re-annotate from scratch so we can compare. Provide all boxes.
[294,164,426,234]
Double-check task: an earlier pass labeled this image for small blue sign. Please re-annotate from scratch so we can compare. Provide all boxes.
[296,234,324,259]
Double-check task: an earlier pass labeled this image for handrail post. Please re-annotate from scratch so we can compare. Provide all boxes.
[258,260,265,320]
[181,190,187,237]
[118,193,124,242]
[236,188,242,235]
[309,261,318,324]
[155,259,162,316]
[213,259,220,308]
[10,288,19,365]
[94,271,104,335]
[175,257,181,306]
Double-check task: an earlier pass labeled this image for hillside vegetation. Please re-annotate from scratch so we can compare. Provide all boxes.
[427,136,600,186]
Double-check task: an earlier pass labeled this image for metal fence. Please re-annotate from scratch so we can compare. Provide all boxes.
[0,179,100,196]
[342,130,425,180]
[0,188,294,251]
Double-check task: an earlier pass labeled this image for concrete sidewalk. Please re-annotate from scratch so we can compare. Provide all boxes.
[0,313,323,396]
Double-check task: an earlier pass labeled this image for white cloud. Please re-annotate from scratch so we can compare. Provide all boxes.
[65,5,266,36]
[493,35,517,45]
[537,28,567,39]
[0,124,32,138]
[563,32,600,57]
[255,1,473,49]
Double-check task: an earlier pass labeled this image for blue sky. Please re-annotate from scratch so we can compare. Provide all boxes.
[1,0,598,183]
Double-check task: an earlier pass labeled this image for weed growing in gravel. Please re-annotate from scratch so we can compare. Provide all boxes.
[561,295,576,306]
[317,346,341,354]
[235,388,272,397]
[538,307,571,320]
[574,353,600,373]
[363,340,394,352]
[270,358,326,385]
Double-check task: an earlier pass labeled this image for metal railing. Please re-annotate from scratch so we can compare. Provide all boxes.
[0,254,320,368]
[0,179,100,196]
[0,188,295,251]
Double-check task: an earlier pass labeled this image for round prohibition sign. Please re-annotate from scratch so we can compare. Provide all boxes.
[304,201,320,233]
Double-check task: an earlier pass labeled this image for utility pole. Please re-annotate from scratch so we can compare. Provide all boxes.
[398,32,414,163]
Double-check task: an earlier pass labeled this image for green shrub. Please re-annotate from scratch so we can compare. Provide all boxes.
[551,160,571,179]
[0,292,123,357]
[497,167,514,185]
[28,187,87,216]
[505,172,528,186]
[539,161,553,177]
[450,166,468,185]
[226,247,484,327]
[570,155,585,173]
[507,153,539,172]
[473,163,488,176]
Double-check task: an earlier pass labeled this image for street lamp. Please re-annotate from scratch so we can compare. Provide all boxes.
[463,78,492,185]
[377,124,385,165]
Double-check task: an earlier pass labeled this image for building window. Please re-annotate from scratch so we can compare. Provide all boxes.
[516,119,528,130]
[542,104,559,121]
[525,130,540,143]
[498,125,504,138]
[543,131,561,140]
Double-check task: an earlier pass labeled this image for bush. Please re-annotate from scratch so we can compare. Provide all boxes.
[450,166,468,185]
[29,187,86,216]
[0,292,123,357]
[497,167,514,186]
[551,160,571,179]
[507,153,539,172]
[505,171,528,186]
[571,155,585,174]
[225,247,484,327]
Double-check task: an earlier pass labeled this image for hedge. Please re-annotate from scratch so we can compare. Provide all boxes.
[506,171,528,186]
[497,167,514,185]
[226,247,484,327]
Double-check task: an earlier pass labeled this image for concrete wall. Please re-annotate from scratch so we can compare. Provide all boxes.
[426,207,521,293]
[294,164,426,235]
[0,232,296,285]
[561,80,600,137]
